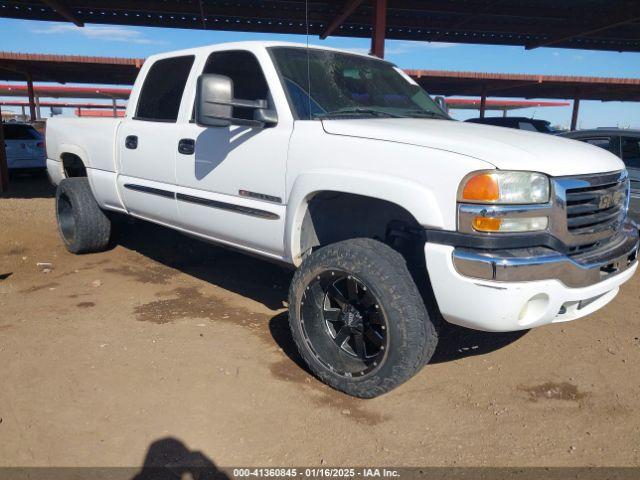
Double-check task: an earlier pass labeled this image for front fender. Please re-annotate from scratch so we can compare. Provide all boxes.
[284,169,445,265]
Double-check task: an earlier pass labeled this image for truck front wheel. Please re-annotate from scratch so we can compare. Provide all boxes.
[288,238,438,398]
[55,177,111,254]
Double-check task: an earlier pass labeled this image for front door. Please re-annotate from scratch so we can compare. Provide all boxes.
[174,50,291,258]
[117,55,195,225]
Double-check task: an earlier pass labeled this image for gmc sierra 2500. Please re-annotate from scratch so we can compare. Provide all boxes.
[46,42,638,398]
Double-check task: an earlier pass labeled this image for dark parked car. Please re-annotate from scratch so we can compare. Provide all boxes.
[465,116,558,133]
[560,129,640,224]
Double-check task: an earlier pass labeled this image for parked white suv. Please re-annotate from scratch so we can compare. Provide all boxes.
[45,42,638,398]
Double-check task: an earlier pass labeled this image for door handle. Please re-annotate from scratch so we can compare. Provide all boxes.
[178,138,195,155]
[125,135,138,149]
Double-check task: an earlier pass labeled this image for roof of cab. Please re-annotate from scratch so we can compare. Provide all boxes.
[145,41,377,63]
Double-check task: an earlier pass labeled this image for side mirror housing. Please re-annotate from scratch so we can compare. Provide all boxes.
[195,74,277,128]
[196,74,234,127]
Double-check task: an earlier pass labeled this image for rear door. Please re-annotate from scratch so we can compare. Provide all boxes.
[620,135,640,223]
[117,55,195,224]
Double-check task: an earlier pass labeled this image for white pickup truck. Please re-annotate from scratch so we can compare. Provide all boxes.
[46,41,638,398]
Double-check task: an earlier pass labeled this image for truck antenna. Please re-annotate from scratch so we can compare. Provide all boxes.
[198,0,206,30]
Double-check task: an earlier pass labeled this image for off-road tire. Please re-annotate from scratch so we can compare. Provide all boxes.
[288,238,438,398]
[55,177,111,254]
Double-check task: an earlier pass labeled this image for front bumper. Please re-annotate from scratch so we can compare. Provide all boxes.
[425,225,639,332]
[452,224,638,288]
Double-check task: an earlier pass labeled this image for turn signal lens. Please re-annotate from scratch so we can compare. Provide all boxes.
[472,217,502,232]
[472,216,549,233]
[462,173,499,202]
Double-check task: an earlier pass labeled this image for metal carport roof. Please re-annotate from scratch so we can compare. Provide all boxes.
[407,70,640,102]
[0,51,143,85]
[0,0,639,53]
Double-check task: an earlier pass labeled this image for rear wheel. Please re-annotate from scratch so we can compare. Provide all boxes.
[288,238,438,398]
[55,177,111,254]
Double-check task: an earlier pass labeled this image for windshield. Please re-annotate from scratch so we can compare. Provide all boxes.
[269,47,449,121]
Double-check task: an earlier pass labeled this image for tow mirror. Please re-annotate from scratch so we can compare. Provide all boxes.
[195,74,277,128]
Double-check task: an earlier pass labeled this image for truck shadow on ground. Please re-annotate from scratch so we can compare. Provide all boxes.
[0,174,54,199]
[132,437,229,480]
[112,219,292,311]
[269,310,527,372]
[113,220,528,368]
[429,324,527,364]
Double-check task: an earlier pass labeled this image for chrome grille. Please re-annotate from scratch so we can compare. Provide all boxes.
[566,181,628,234]
[552,170,629,248]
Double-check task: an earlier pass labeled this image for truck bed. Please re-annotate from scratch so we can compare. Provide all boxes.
[46,116,122,174]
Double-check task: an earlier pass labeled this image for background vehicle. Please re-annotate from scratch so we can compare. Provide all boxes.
[465,116,558,133]
[3,122,46,174]
[560,129,640,224]
[44,42,638,398]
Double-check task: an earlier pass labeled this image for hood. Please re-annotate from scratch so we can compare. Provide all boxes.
[321,118,625,177]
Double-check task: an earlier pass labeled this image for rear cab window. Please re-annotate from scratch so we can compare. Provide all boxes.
[135,55,195,122]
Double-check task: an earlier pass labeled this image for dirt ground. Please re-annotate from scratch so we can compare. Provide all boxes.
[1,176,639,468]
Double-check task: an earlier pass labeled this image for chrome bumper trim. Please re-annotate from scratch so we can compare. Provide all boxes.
[452,222,639,288]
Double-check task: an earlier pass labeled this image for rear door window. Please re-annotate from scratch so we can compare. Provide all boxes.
[3,124,40,140]
[135,55,195,122]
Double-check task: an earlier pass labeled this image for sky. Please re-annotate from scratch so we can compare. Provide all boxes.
[1,17,639,129]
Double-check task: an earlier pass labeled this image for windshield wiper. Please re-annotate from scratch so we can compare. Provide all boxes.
[399,110,450,120]
[315,107,405,119]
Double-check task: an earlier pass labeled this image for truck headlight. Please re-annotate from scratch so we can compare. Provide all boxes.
[458,171,552,234]
[459,171,550,204]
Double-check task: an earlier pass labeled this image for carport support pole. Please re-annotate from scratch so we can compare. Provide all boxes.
[26,72,37,122]
[479,85,487,119]
[571,95,581,131]
[0,104,9,193]
[370,0,387,58]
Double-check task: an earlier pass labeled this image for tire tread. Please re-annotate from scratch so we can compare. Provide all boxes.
[56,177,111,254]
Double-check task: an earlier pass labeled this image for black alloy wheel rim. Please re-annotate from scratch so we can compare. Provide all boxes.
[57,193,76,244]
[300,270,389,377]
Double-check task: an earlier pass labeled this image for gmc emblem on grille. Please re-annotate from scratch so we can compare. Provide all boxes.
[599,191,624,209]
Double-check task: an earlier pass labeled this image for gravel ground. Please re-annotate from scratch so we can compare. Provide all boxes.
[1,176,639,468]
